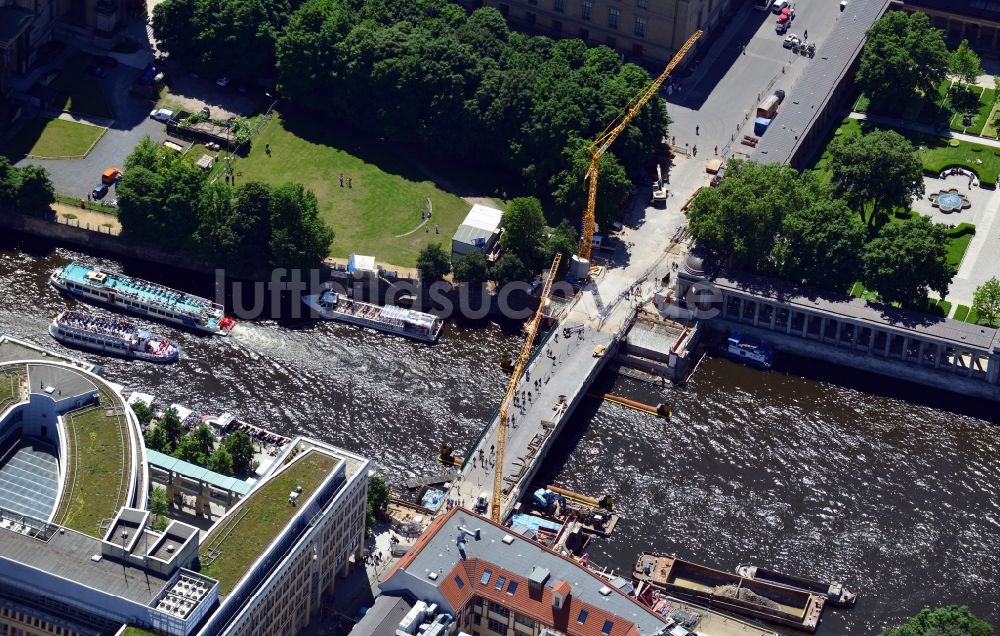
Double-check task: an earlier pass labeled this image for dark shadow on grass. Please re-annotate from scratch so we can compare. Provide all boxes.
[278,107,517,200]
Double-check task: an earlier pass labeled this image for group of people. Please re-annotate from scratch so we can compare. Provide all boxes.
[60,311,137,341]
[939,166,980,189]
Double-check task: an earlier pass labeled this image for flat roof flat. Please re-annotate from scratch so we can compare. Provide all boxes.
[28,364,97,400]
[754,0,892,165]
[146,449,253,496]
[712,272,1000,350]
[0,526,169,605]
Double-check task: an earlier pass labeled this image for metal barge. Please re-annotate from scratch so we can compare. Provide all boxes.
[736,565,857,607]
[633,553,825,632]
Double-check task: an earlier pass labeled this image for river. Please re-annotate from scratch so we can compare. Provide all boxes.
[0,235,997,634]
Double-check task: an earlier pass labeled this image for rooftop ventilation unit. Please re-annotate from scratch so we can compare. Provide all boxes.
[457,526,481,540]
[598,586,612,597]
[427,571,439,580]
[501,534,515,545]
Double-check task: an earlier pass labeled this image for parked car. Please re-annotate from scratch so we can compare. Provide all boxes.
[93,55,119,68]
[216,77,230,87]
[101,167,122,185]
[149,108,173,122]
[776,7,794,24]
[772,0,788,13]
[91,184,109,200]
[783,34,801,48]
[776,20,789,34]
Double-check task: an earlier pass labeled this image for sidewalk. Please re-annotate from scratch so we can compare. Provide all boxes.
[52,202,121,234]
[848,110,1000,150]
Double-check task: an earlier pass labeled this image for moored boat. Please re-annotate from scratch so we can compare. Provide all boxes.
[736,564,857,607]
[50,262,236,335]
[303,290,443,342]
[633,552,825,632]
[49,310,180,363]
[724,331,773,369]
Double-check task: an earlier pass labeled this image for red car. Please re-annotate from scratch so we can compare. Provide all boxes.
[777,7,794,23]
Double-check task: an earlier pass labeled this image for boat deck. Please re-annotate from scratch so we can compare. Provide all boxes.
[61,264,219,319]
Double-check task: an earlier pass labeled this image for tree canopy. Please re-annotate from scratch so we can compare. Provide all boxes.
[416,243,452,282]
[224,429,256,475]
[452,252,488,285]
[973,277,1000,326]
[366,474,390,531]
[857,12,949,109]
[0,158,56,216]
[829,128,925,227]
[861,216,956,305]
[881,606,993,636]
[949,39,983,86]
[500,197,547,267]
[119,137,333,273]
[152,1,667,218]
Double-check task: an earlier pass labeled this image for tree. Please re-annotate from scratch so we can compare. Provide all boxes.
[161,406,185,450]
[193,423,216,458]
[173,432,207,465]
[973,277,1000,326]
[15,165,55,214]
[829,128,925,227]
[500,197,546,266]
[544,218,578,275]
[452,252,488,285]
[688,160,799,270]
[950,39,983,86]
[492,253,528,287]
[881,606,993,636]
[861,216,956,305]
[551,141,631,230]
[144,424,169,453]
[268,182,334,270]
[207,447,234,476]
[857,12,949,110]
[366,475,390,531]
[416,243,452,282]
[773,192,866,291]
[0,157,19,210]
[131,402,154,427]
[225,429,255,475]
[149,487,169,518]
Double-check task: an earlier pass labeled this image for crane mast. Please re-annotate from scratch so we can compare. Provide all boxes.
[491,253,562,522]
[578,30,703,261]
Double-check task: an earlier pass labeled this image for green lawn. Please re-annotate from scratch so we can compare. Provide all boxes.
[818,117,1000,185]
[949,87,996,135]
[53,390,131,537]
[234,111,473,267]
[200,451,337,594]
[2,118,104,159]
[983,101,1000,138]
[50,55,114,119]
[945,223,976,268]
[954,304,971,321]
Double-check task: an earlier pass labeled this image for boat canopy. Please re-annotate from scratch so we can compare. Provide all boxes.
[382,305,436,328]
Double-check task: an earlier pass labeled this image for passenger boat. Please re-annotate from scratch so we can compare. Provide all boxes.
[49,310,180,363]
[302,290,443,342]
[633,552,825,632]
[724,331,774,369]
[50,263,236,335]
[736,564,857,607]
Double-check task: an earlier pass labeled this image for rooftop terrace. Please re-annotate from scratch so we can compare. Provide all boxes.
[199,450,340,595]
[0,365,25,414]
[51,387,134,537]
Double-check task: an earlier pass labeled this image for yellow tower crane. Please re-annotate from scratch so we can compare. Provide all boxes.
[577,30,703,262]
[490,252,561,522]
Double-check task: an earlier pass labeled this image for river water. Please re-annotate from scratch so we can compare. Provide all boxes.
[0,236,997,635]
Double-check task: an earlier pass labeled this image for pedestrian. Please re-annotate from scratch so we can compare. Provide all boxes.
[339,173,344,187]
[742,44,747,55]
[348,176,352,188]
[490,444,495,455]
[695,125,699,136]
[804,29,808,40]
[671,135,676,146]
[693,145,697,156]
[714,145,718,155]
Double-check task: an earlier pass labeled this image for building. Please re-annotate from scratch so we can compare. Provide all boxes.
[0,0,128,98]
[0,343,371,636]
[379,507,671,636]
[451,204,504,262]
[894,0,1000,52]
[451,0,736,65]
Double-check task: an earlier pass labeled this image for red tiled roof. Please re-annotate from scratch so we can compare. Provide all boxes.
[439,558,642,636]
[388,508,661,636]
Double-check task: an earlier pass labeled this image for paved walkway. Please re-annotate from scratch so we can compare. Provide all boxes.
[52,203,122,234]
[848,110,1000,151]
